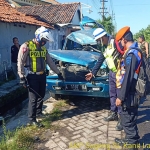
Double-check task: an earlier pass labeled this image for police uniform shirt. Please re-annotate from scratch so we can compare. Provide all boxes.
[117,42,139,101]
[17,39,60,78]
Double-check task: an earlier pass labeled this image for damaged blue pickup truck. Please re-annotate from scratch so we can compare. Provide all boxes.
[46,17,109,99]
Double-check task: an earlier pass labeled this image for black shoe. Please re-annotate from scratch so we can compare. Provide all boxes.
[36,113,45,119]
[69,102,75,106]
[103,111,118,121]
[27,121,44,127]
[116,119,123,131]
[115,138,139,149]
[115,138,128,146]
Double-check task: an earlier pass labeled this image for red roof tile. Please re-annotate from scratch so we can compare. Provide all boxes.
[0,0,53,28]
[17,3,80,24]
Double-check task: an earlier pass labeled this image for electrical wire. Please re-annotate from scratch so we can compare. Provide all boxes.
[114,4,150,6]
[92,0,100,11]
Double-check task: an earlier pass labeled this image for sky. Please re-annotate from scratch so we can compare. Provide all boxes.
[58,0,150,34]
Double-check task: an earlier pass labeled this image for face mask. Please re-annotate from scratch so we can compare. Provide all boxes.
[39,38,47,46]
[115,40,125,55]
[118,41,124,50]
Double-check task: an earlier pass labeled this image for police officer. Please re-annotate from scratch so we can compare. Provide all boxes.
[18,26,63,127]
[85,28,124,131]
[115,27,140,149]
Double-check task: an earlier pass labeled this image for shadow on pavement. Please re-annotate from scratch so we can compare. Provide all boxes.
[59,96,111,119]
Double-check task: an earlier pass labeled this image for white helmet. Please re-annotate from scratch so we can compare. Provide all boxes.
[93,28,107,40]
[35,26,54,42]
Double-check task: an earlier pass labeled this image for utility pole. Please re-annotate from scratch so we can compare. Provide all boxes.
[99,0,108,21]
[111,10,117,34]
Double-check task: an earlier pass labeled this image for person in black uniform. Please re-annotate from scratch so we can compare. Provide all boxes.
[115,27,141,150]
[11,37,20,80]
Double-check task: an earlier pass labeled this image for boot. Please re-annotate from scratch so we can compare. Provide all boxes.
[36,113,45,119]
[116,116,123,131]
[103,110,118,121]
[115,138,129,146]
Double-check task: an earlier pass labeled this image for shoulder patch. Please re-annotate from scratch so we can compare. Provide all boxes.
[21,43,28,53]
[126,56,132,65]
[22,47,27,53]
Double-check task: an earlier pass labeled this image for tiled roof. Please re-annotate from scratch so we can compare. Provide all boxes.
[41,0,59,4]
[17,3,80,24]
[0,0,53,28]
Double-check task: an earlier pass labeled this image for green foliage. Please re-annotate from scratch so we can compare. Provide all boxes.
[0,120,34,150]
[94,16,115,35]
[0,99,68,149]
[134,25,150,43]
[41,107,62,129]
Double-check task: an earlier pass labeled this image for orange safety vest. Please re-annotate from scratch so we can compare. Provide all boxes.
[116,48,141,88]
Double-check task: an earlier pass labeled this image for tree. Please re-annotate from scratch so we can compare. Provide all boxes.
[95,16,115,35]
[134,25,150,43]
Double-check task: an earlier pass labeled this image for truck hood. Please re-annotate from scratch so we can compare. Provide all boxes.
[66,28,97,45]
[80,16,104,29]
[49,50,100,68]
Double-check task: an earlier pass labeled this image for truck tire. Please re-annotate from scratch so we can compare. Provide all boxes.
[50,92,59,100]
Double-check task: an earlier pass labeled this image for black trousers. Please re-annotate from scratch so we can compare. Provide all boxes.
[27,73,46,121]
[121,106,140,144]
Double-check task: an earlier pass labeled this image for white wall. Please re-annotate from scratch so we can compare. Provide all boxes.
[0,22,67,73]
[48,28,67,51]
[0,22,38,68]
[71,5,81,25]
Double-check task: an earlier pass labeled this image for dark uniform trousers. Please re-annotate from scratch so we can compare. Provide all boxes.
[121,106,140,144]
[109,70,121,114]
[27,73,46,121]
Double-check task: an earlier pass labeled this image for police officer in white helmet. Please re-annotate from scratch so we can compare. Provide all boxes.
[18,26,63,127]
[85,28,125,131]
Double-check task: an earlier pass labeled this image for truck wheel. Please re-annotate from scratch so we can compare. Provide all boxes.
[50,92,59,100]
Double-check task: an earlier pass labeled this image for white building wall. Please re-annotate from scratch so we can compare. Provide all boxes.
[48,27,67,51]
[0,23,38,71]
[0,22,37,72]
[71,5,81,25]
[0,22,60,73]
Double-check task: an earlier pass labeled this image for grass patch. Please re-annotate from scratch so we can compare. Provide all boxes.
[41,100,69,129]
[0,98,68,149]
[41,108,62,129]
[0,121,36,150]
[53,100,68,109]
